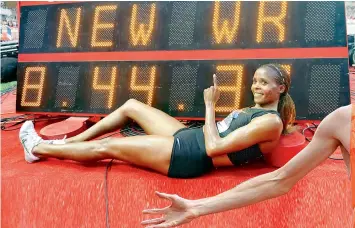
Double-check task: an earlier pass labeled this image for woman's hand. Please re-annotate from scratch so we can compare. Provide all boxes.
[204,74,220,105]
[141,192,198,228]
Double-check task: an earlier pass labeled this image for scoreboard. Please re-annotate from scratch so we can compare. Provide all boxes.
[16,1,349,119]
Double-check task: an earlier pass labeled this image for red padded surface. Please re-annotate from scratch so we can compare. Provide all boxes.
[1,92,352,227]
[1,122,352,228]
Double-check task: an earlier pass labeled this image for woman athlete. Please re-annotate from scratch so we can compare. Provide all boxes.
[19,64,296,178]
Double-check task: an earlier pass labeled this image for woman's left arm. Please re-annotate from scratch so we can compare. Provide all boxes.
[203,74,222,156]
[203,102,220,154]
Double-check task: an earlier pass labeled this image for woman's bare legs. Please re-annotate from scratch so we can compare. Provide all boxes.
[66,99,186,143]
[34,135,175,175]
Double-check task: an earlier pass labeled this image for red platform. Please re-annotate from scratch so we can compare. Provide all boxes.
[265,130,307,167]
[39,117,89,140]
[1,90,352,227]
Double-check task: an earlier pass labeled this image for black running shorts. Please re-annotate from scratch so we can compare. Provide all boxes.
[168,127,214,178]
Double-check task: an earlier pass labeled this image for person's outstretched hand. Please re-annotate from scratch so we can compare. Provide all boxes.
[141,192,198,228]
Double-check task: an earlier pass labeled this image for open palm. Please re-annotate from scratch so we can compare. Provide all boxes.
[142,192,198,228]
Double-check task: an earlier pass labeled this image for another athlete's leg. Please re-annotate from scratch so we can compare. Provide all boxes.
[66,99,185,143]
[33,135,174,175]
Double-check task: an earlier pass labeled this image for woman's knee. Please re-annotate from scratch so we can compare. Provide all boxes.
[122,99,144,116]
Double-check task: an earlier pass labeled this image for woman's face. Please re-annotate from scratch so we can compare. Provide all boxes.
[251,68,285,105]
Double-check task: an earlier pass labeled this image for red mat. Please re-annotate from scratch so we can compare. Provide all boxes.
[1,91,352,227]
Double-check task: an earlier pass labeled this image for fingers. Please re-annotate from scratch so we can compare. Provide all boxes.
[141,217,165,225]
[142,207,169,214]
[213,74,217,87]
[146,221,178,228]
[155,191,177,201]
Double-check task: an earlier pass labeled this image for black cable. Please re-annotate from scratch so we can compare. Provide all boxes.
[1,126,22,131]
[302,123,318,142]
[93,131,123,228]
[1,114,27,122]
[1,114,29,131]
[105,159,114,228]
[119,120,205,137]
[328,156,344,161]
[1,114,67,131]
[2,112,124,227]
[101,120,202,226]
[301,122,343,161]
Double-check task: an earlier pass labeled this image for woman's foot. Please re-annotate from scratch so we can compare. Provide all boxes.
[19,121,42,163]
[19,121,67,163]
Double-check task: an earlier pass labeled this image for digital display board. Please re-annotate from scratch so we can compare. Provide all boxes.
[17,1,350,120]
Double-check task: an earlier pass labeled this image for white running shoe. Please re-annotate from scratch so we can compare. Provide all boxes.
[19,121,42,163]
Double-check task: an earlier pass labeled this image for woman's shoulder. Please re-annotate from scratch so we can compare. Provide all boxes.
[246,107,279,116]
[236,107,279,118]
[249,108,282,124]
[249,113,283,136]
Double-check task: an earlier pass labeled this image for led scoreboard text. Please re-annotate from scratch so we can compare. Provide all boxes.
[17,1,349,120]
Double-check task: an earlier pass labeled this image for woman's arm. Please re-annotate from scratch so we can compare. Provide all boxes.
[191,127,339,217]
[203,75,221,153]
[203,102,220,154]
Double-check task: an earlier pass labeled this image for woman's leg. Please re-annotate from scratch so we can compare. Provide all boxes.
[66,99,185,143]
[33,135,175,175]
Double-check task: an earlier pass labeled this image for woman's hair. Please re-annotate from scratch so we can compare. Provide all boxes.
[257,64,296,134]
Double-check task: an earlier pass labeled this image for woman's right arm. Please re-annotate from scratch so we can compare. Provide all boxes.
[191,105,347,217]
[190,118,340,217]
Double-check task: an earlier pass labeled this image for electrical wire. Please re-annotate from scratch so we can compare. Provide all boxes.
[300,122,343,161]
[102,120,205,227]
[104,159,114,228]
[1,114,67,131]
[119,120,204,137]
[1,111,117,227]
[4,109,344,225]
[302,123,318,142]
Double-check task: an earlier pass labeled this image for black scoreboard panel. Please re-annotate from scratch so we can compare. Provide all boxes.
[16,59,350,120]
[17,1,349,120]
[19,1,346,53]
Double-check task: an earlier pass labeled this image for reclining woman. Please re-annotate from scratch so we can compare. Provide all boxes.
[19,64,296,178]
